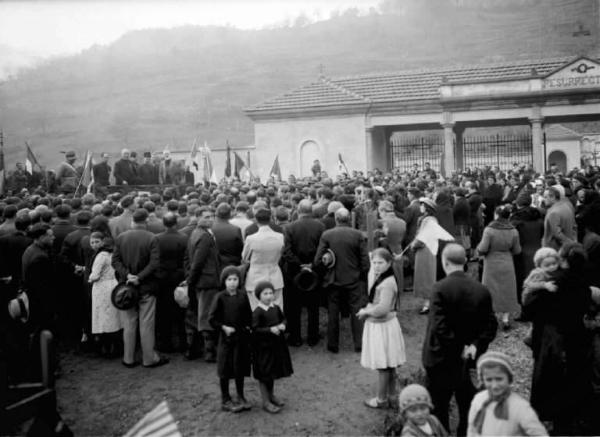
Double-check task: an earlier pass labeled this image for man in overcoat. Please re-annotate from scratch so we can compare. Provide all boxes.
[314,207,369,353]
[184,206,220,362]
[212,202,243,268]
[422,243,497,436]
[112,208,166,368]
[283,199,325,347]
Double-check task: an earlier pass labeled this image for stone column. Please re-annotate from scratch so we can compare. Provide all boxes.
[365,127,374,172]
[454,125,465,172]
[442,122,455,176]
[530,117,544,173]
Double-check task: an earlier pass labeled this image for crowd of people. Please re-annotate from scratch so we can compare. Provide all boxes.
[1,157,600,436]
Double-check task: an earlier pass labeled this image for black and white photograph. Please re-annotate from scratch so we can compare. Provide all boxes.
[1,0,600,435]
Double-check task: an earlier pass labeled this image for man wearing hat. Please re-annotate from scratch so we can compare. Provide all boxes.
[282,199,325,347]
[55,150,82,193]
[138,152,159,185]
[112,208,167,368]
[422,243,497,436]
[314,207,370,353]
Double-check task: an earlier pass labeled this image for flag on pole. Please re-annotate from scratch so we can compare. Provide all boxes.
[202,142,218,184]
[269,155,281,180]
[124,400,182,437]
[81,151,94,193]
[0,130,5,195]
[337,153,349,174]
[25,142,41,174]
[233,151,251,181]
[439,151,446,178]
[225,142,232,178]
[186,138,202,184]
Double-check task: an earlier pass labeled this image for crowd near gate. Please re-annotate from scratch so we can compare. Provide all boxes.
[461,133,533,170]
[389,133,444,173]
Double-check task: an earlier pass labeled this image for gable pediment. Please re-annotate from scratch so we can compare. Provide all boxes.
[542,57,600,90]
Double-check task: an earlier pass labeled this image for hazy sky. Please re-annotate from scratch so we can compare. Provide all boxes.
[0,0,379,57]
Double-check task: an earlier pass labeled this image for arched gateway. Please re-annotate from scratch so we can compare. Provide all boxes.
[246,56,600,176]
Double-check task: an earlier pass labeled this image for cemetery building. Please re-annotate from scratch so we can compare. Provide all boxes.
[245,55,600,177]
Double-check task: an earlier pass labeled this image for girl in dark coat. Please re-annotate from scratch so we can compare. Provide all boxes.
[525,242,593,435]
[252,280,293,413]
[208,266,253,413]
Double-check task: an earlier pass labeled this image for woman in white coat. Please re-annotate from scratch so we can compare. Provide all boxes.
[242,208,285,311]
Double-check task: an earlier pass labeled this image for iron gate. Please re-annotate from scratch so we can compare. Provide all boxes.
[462,133,532,170]
[389,133,444,173]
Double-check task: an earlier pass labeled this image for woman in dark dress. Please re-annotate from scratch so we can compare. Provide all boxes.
[525,242,593,435]
[208,266,253,413]
[252,280,293,414]
[510,193,544,311]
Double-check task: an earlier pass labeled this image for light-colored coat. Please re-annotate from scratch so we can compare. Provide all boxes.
[542,199,576,250]
[477,224,522,313]
[467,390,547,437]
[242,225,284,292]
[108,210,133,238]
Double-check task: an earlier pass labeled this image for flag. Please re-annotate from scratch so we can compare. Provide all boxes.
[269,155,281,180]
[0,130,5,195]
[124,400,181,437]
[337,153,349,174]
[202,142,218,184]
[25,142,41,174]
[233,152,251,180]
[225,143,232,177]
[187,138,202,184]
[81,151,94,193]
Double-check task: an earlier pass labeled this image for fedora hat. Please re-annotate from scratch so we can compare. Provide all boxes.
[8,291,29,323]
[111,283,140,310]
[294,267,319,292]
[322,249,336,269]
[173,284,189,308]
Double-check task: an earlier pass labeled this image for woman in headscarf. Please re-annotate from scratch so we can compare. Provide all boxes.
[410,197,454,315]
[477,205,522,330]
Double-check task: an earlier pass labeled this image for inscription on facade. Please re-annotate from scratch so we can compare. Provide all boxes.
[543,75,600,89]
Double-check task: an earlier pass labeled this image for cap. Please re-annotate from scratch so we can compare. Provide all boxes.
[65,150,76,159]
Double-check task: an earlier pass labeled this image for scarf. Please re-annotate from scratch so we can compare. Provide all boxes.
[368,266,394,303]
[487,219,514,231]
[472,389,511,434]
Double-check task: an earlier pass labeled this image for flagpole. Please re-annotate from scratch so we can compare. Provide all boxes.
[74,151,89,196]
[0,130,4,195]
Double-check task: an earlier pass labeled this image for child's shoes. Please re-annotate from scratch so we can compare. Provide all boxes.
[270,396,285,407]
[222,400,243,413]
[262,402,281,414]
[235,396,252,411]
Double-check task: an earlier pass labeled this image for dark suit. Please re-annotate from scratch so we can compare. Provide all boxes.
[156,228,188,351]
[422,271,497,435]
[113,159,137,185]
[22,243,56,331]
[138,162,158,185]
[0,231,32,292]
[212,219,243,268]
[283,215,325,345]
[60,227,91,339]
[185,227,220,358]
[92,162,111,186]
[314,223,369,351]
[112,226,161,366]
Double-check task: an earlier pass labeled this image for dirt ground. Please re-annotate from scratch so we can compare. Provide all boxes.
[53,289,533,437]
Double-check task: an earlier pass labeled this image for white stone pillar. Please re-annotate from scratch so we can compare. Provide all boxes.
[365,127,374,172]
[442,122,455,176]
[530,117,544,173]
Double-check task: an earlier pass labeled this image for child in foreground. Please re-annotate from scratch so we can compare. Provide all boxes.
[521,248,560,307]
[467,351,547,436]
[251,280,293,413]
[208,266,253,413]
[392,384,447,437]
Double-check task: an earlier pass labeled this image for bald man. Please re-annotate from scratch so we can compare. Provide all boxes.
[422,243,497,435]
[314,207,370,353]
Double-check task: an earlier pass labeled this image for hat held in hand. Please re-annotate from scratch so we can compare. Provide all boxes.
[111,283,140,310]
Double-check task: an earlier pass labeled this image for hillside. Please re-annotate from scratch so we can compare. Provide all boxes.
[0,0,598,169]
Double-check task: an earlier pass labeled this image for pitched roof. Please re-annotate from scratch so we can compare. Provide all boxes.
[246,56,592,113]
[544,124,582,139]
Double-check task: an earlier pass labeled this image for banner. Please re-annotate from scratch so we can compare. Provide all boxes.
[225,143,232,178]
[202,142,218,184]
[81,151,94,192]
[233,151,251,181]
[187,138,202,184]
[269,155,281,180]
[25,142,41,174]
[337,152,349,175]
